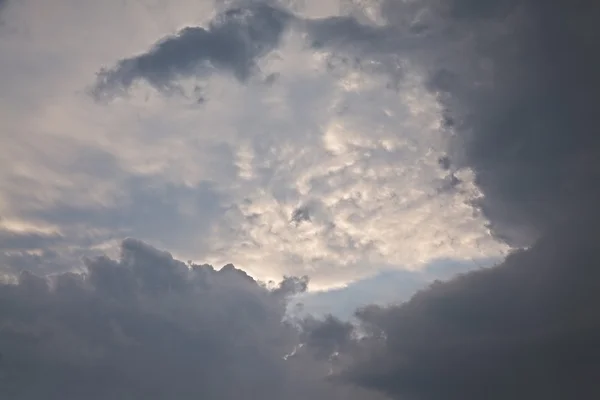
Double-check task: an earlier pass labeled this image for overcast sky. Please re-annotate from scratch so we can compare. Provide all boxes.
[1,0,599,399]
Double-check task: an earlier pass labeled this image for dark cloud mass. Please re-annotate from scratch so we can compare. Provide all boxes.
[414,0,600,246]
[0,238,383,400]
[310,220,600,400]
[92,4,293,98]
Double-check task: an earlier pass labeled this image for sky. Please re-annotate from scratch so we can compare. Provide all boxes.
[1,0,600,399]
[0,0,508,290]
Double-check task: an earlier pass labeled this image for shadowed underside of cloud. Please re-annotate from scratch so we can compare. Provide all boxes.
[0,238,384,400]
[315,220,600,400]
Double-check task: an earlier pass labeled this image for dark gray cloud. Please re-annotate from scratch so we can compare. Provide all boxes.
[92,4,293,98]
[398,0,600,246]
[291,206,311,225]
[0,238,385,399]
[300,315,353,359]
[301,220,600,400]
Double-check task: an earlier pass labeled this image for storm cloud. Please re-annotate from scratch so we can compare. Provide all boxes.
[417,0,600,246]
[0,238,383,400]
[296,1,600,399]
[306,220,600,400]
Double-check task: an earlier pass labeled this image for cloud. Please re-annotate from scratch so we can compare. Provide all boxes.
[289,1,600,398]
[0,238,385,399]
[0,229,62,252]
[91,4,294,98]
[0,0,508,287]
[380,0,600,246]
[308,220,600,400]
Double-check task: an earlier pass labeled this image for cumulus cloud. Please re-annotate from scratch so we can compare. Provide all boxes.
[0,238,385,400]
